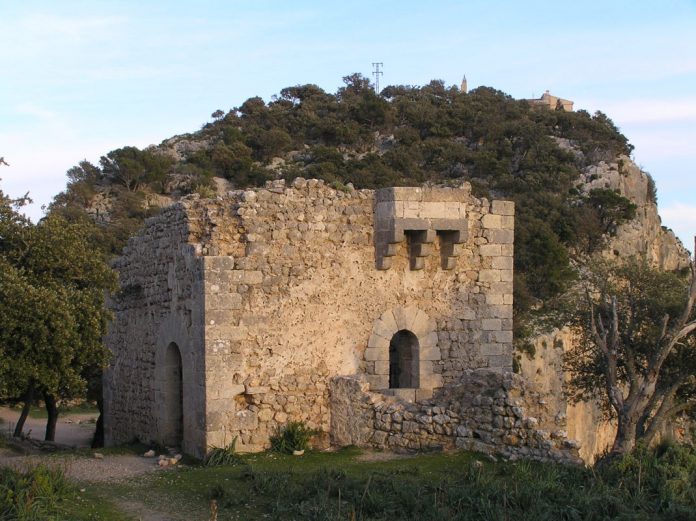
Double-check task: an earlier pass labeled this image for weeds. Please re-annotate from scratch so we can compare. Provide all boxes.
[208,445,696,520]
[269,421,318,454]
[204,437,242,467]
[0,465,73,520]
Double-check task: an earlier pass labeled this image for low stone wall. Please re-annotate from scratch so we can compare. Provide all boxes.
[330,371,582,464]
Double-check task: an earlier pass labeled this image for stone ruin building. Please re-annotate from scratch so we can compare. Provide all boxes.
[104,179,580,463]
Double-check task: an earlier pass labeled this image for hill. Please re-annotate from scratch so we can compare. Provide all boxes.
[49,74,677,323]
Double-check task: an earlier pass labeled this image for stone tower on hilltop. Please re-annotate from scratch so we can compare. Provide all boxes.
[460,74,468,93]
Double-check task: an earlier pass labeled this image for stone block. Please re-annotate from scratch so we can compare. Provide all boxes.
[490,330,513,343]
[500,269,513,282]
[204,256,236,271]
[207,293,242,310]
[410,310,433,336]
[374,360,390,375]
[478,269,501,282]
[480,343,504,356]
[367,334,389,350]
[206,325,248,341]
[479,244,502,257]
[364,347,388,361]
[365,375,389,390]
[486,293,505,305]
[244,385,270,394]
[372,319,397,340]
[482,319,502,330]
[492,256,514,270]
[420,331,439,348]
[420,345,442,361]
[218,384,246,399]
[378,310,398,332]
[420,373,443,389]
[501,215,514,229]
[229,410,258,430]
[482,214,502,229]
[485,229,514,244]
[491,200,514,216]
[415,388,433,401]
[205,309,236,325]
[242,271,264,285]
[390,388,416,402]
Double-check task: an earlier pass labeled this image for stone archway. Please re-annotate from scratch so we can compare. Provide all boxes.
[162,342,183,447]
[364,306,442,398]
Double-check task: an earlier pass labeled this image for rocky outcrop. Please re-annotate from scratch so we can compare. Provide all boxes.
[581,155,690,270]
[520,153,690,464]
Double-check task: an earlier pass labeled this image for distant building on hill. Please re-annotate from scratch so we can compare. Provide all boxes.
[526,90,574,111]
[460,75,468,94]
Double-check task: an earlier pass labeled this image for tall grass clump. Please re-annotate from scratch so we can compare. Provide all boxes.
[0,465,73,520]
[269,421,318,454]
[205,437,242,467]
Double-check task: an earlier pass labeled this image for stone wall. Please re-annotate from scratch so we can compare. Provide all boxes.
[106,178,517,457]
[103,204,207,457]
[330,372,581,464]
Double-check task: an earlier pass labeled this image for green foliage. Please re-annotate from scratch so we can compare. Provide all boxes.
[560,258,696,452]
[204,438,242,467]
[205,446,696,520]
[100,146,174,193]
[646,172,658,204]
[51,75,637,320]
[269,421,318,454]
[0,465,73,520]
[0,186,116,414]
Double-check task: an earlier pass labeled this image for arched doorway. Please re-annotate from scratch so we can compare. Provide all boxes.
[389,330,420,388]
[163,342,183,447]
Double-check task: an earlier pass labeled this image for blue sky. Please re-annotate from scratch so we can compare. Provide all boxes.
[1,0,695,248]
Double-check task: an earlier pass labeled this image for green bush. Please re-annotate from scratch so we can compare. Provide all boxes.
[269,421,318,454]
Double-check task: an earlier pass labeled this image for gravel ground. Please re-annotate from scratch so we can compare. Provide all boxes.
[0,406,96,447]
[0,450,169,482]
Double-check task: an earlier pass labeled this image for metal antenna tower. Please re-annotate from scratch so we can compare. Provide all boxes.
[372,62,383,94]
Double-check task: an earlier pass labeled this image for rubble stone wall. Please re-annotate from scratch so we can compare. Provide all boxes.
[103,204,207,457]
[330,372,581,464]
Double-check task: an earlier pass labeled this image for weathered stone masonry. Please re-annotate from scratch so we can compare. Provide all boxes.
[104,178,578,462]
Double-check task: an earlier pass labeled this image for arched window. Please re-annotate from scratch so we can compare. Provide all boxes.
[163,342,183,447]
[389,330,420,388]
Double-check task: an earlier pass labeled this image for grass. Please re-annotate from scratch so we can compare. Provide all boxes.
[4,443,696,520]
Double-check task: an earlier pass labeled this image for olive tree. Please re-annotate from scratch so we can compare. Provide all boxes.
[0,181,116,441]
[564,247,696,456]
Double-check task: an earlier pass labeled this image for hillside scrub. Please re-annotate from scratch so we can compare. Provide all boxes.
[50,76,638,324]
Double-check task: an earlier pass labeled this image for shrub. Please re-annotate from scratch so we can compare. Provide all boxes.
[269,421,318,454]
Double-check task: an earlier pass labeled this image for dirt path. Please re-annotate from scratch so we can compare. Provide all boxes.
[0,406,97,447]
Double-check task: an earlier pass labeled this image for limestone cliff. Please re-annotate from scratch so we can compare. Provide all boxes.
[520,153,691,463]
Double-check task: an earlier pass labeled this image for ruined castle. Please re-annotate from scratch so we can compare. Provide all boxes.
[104,179,579,462]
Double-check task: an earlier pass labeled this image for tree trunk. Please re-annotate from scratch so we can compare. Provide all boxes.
[91,397,104,448]
[611,411,639,456]
[44,393,58,442]
[13,386,34,438]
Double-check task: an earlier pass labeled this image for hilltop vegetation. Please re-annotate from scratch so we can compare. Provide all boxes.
[51,74,639,318]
